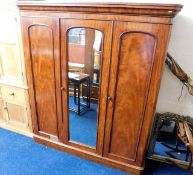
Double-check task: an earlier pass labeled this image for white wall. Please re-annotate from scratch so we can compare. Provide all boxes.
[155,1,193,117]
[0,0,17,43]
[48,0,193,117]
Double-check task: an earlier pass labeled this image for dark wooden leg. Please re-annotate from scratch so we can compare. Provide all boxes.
[74,82,77,104]
[86,78,88,107]
[86,78,90,108]
[78,83,80,115]
[88,77,90,108]
[97,71,100,84]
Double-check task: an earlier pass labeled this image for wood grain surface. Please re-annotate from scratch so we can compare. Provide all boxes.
[18,2,182,173]
[21,17,61,137]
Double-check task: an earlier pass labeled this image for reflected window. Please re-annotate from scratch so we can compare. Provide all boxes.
[68,28,85,45]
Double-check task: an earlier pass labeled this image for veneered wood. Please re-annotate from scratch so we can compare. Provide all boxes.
[20,11,173,25]
[104,24,157,163]
[17,2,182,17]
[21,17,62,138]
[103,21,171,167]
[18,2,182,174]
[135,24,171,167]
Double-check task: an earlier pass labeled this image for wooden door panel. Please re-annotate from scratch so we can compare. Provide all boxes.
[21,17,61,138]
[110,33,155,159]
[104,21,159,163]
[110,32,156,159]
[29,25,57,135]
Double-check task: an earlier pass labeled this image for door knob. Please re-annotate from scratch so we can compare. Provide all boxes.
[60,87,65,91]
[107,96,113,102]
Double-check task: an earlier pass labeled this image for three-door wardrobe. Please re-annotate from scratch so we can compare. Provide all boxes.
[17,1,182,174]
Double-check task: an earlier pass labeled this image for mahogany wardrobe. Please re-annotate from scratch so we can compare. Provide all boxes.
[17,1,182,174]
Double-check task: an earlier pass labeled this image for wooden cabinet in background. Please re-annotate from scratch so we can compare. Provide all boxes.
[17,2,182,174]
[0,84,31,136]
[5,102,28,127]
[0,4,32,136]
[0,43,23,84]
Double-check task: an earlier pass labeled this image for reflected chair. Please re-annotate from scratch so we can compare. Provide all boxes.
[68,72,91,115]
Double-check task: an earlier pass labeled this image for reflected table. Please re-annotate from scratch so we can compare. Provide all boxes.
[69,72,90,115]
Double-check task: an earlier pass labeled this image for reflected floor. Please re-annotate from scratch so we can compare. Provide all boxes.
[69,96,97,147]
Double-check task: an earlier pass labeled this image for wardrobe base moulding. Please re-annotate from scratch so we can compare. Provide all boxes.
[34,135,144,175]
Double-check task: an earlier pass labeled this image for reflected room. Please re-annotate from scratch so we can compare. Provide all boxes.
[67,28,103,148]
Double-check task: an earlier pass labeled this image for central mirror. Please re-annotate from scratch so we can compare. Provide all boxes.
[67,28,103,148]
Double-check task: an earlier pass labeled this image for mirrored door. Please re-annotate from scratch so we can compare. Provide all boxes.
[67,28,102,148]
[60,19,112,153]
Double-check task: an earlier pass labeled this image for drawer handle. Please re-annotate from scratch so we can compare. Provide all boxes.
[10,92,15,96]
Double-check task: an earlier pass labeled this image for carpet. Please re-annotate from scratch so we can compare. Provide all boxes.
[0,128,192,175]
[68,96,97,147]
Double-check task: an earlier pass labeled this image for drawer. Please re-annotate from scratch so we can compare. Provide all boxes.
[1,87,25,103]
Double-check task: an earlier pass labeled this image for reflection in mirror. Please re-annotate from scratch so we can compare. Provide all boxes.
[67,28,103,148]
[148,112,193,168]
